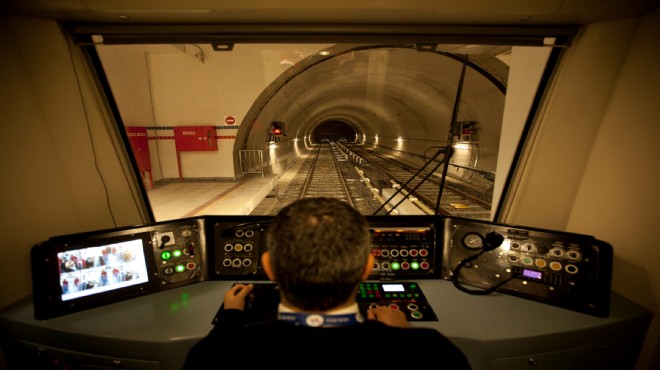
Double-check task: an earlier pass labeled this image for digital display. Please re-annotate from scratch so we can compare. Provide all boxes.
[57,238,150,302]
[522,269,542,280]
[382,283,405,292]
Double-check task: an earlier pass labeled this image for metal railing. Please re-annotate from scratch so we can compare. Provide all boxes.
[239,150,265,177]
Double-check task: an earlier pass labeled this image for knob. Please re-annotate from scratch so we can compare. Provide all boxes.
[483,231,504,251]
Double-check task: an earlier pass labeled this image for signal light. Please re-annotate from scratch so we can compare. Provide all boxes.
[271,121,284,136]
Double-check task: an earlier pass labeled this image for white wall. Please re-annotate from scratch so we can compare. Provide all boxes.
[0,16,145,309]
[504,10,660,370]
[568,9,660,370]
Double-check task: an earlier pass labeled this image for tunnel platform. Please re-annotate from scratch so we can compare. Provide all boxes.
[147,153,309,221]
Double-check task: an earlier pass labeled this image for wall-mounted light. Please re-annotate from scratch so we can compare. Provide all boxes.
[211,43,234,51]
[453,143,470,150]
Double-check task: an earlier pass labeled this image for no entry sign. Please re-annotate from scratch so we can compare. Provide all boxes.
[225,116,236,125]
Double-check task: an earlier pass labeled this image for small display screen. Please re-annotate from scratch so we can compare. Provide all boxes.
[57,238,150,302]
[382,283,405,292]
[522,269,542,280]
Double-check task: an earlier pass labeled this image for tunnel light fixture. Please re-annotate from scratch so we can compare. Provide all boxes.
[453,142,470,150]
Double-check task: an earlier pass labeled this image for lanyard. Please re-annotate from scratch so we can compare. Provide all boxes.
[277,312,364,327]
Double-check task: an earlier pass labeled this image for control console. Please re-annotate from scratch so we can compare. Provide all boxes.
[441,217,613,317]
[31,218,205,320]
[30,214,613,320]
[367,216,439,280]
[211,217,270,279]
[153,220,204,283]
[216,282,437,324]
[210,215,440,281]
[357,282,437,321]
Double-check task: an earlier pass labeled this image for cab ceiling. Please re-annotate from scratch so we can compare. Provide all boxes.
[1,0,657,25]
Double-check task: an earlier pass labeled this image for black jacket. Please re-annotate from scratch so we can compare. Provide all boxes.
[182,309,472,369]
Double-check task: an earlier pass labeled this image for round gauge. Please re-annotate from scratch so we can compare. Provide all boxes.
[462,232,484,250]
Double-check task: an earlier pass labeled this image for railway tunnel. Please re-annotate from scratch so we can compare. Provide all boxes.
[96,41,512,218]
[235,44,507,181]
[312,121,356,143]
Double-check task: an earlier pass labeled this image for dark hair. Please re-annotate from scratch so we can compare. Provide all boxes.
[266,197,371,311]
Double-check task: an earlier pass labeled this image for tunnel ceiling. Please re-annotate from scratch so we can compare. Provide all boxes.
[242,44,509,151]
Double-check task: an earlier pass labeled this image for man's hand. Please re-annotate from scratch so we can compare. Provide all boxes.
[367,305,410,328]
[223,283,254,311]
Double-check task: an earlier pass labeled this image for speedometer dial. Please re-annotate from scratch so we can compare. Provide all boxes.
[462,232,484,250]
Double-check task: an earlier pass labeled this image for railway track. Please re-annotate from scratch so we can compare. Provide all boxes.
[262,141,492,219]
[300,143,353,206]
[341,143,492,219]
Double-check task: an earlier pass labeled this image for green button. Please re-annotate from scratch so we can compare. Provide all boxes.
[161,251,172,260]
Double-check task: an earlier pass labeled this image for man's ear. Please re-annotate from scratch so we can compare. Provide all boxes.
[261,252,276,282]
[361,253,374,281]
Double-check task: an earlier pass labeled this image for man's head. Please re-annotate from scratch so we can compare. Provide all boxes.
[263,197,373,311]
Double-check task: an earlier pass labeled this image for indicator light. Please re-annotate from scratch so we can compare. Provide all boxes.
[161,251,172,260]
[176,264,186,273]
